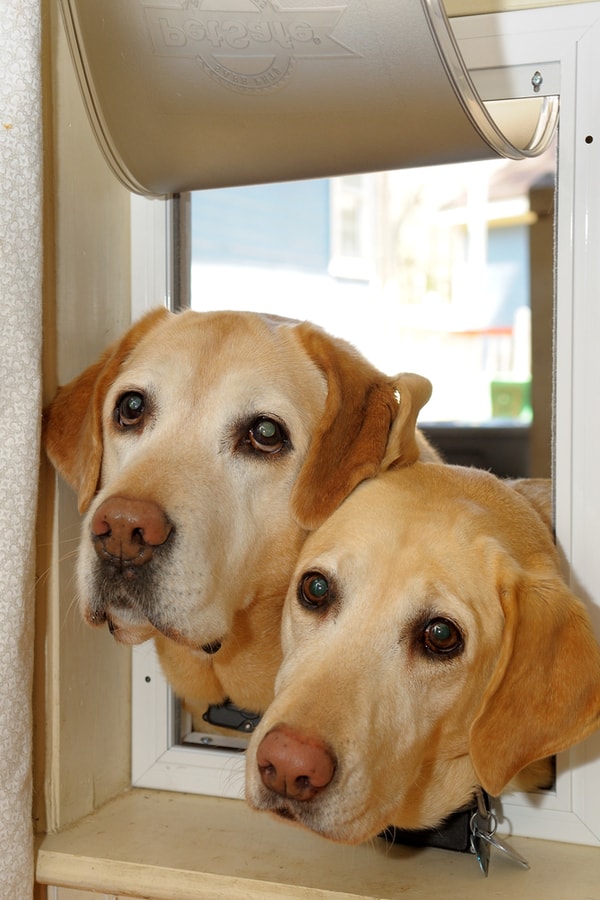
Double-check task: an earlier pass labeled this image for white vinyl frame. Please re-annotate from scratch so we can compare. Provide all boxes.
[130,2,600,845]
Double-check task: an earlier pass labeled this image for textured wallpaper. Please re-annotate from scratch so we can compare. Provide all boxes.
[0,1,42,895]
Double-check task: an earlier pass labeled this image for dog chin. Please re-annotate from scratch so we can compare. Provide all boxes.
[93,604,227,654]
[258,797,337,842]
[105,612,158,645]
[252,789,385,845]
[268,805,360,844]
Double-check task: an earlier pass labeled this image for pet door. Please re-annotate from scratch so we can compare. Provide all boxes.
[52,0,595,848]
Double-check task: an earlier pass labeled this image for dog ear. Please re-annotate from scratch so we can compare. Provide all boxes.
[470,571,600,797]
[290,322,433,529]
[43,308,169,513]
[505,477,553,534]
[381,372,437,469]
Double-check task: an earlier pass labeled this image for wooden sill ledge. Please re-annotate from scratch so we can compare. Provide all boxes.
[36,789,600,899]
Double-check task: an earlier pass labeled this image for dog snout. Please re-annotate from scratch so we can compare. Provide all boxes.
[256,726,336,802]
[91,496,173,567]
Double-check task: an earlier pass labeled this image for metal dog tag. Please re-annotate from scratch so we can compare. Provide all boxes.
[478,830,530,870]
[469,791,529,876]
[470,825,491,876]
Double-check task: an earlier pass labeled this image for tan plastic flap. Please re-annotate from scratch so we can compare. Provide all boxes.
[59,0,558,196]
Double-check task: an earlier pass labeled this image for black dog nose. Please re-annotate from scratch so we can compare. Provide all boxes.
[91,496,173,566]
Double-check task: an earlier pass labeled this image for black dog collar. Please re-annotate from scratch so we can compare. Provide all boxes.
[383,789,529,876]
[203,700,261,733]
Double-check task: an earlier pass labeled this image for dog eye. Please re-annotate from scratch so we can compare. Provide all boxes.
[422,618,463,656]
[298,572,331,611]
[115,391,145,428]
[248,417,287,453]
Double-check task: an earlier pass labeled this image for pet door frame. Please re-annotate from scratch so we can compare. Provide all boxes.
[130,2,600,846]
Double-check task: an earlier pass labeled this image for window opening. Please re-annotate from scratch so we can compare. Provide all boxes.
[169,147,556,757]
[189,148,555,431]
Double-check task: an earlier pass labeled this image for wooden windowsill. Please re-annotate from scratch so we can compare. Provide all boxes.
[36,788,600,899]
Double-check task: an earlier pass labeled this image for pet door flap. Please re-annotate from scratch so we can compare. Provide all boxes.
[58,0,558,196]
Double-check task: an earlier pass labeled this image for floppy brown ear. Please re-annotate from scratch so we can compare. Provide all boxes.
[470,573,600,797]
[43,307,170,513]
[290,322,433,529]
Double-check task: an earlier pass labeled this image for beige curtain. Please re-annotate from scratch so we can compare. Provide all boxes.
[0,1,42,895]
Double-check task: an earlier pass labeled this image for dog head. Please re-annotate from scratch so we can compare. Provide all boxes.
[43,308,435,661]
[245,463,600,841]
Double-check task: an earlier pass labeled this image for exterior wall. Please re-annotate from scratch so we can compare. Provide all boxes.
[192,181,330,273]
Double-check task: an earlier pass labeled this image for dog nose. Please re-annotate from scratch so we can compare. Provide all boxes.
[91,497,173,566]
[256,726,336,801]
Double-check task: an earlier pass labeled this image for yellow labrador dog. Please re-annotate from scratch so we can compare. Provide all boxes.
[44,307,437,720]
[246,462,600,842]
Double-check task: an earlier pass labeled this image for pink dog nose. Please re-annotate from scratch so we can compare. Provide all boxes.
[256,726,336,801]
[91,496,173,566]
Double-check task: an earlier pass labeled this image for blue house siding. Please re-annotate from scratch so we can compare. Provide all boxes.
[191,180,331,273]
[486,224,529,328]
